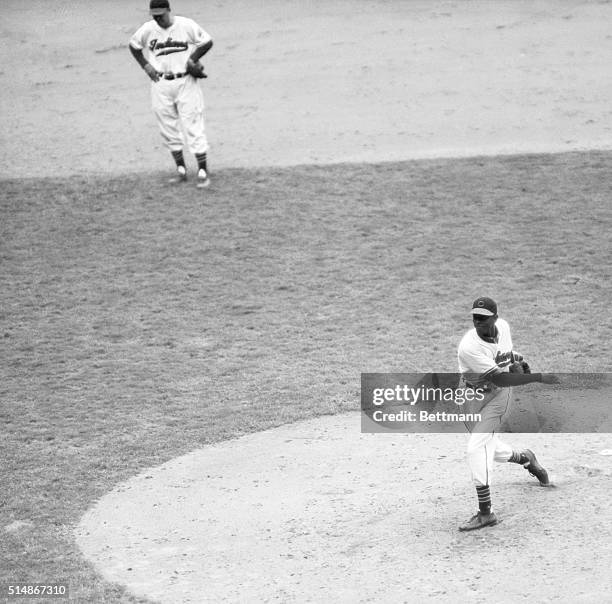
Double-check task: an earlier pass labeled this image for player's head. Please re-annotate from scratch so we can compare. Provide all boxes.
[470,296,498,336]
[150,0,172,28]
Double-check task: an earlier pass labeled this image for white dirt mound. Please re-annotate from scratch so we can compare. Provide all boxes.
[76,413,611,603]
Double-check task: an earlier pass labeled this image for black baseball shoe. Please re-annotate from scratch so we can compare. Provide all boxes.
[459,511,498,531]
[522,449,550,486]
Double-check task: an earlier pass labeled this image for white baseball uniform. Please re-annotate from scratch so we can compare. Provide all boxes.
[129,16,211,154]
[457,318,515,486]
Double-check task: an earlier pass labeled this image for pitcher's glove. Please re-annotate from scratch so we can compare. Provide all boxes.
[509,360,531,374]
[186,59,207,79]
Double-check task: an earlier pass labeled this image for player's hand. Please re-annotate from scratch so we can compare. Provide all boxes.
[541,373,561,385]
[144,63,160,82]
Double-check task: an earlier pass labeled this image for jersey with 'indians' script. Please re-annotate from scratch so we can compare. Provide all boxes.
[457,318,513,387]
[129,16,211,74]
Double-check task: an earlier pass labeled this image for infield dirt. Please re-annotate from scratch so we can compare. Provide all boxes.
[2,0,612,177]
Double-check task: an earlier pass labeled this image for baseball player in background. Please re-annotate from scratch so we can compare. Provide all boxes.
[457,296,560,531]
[129,0,213,188]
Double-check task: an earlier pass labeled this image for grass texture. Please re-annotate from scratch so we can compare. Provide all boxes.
[1,151,611,602]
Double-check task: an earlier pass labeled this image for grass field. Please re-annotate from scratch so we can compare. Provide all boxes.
[1,151,611,602]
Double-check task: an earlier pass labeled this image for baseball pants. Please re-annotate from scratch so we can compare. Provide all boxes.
[151,76,209,155]
[465,387,514,487]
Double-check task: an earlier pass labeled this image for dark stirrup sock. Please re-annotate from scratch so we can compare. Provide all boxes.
[476,485,492,515]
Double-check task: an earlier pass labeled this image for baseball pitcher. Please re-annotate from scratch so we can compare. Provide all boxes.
[456,296,559,531]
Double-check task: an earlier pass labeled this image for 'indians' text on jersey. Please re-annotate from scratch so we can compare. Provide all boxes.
[129,16,211,74]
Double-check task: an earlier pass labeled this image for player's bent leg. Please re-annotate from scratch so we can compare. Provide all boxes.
[471,389,512,434]
[492,436,513,463]
[520,449,550,485]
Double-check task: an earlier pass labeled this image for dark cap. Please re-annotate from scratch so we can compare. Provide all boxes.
[150,0,170,15]
[471,296,498,316]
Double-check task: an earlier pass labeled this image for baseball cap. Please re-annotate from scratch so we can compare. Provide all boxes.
[470,296,498,316]
[150,0,170,15]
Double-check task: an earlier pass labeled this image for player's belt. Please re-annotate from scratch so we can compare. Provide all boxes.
[465,382,494,392]
[161,72,186,80]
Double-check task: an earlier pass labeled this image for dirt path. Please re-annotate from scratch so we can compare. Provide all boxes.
[76,410,612,603]
[2,0,612,178]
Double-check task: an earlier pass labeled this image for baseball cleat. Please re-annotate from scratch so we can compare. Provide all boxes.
[196,168,210,189]
[459,511,498,532]
[169,165,187,183]
[522,449,550,486]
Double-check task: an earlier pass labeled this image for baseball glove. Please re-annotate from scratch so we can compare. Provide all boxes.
[509,360,531,374]
[186,59,207,79]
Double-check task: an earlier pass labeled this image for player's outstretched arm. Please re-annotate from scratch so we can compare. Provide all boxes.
[490,372,560,387]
